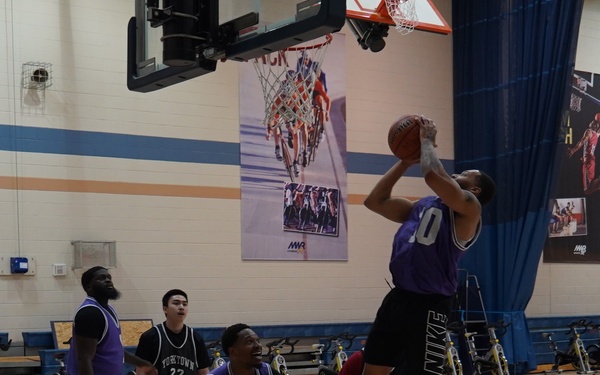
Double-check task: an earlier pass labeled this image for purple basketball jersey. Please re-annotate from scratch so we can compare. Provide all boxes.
[389,196,480,296]
[66,297,124,375]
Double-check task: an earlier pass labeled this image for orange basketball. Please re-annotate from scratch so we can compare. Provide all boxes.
[388,115,422,160]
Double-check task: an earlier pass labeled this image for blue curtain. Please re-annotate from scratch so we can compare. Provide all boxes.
[452,0,583,372]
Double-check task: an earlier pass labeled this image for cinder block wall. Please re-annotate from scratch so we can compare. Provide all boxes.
[0,0,451,340]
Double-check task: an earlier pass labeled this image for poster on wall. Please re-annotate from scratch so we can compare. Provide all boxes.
[239,33,348,260]
[544,70,600,263]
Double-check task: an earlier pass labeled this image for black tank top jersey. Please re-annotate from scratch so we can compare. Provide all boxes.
[155,323,199,375]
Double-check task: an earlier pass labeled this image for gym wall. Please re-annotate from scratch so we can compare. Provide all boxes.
[0,0,597,342]
[0,0,450,339]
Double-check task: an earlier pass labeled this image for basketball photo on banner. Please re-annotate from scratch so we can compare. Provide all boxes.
[547,198,587,238]
[283,182,339,236]
[239,33,347,261]
[544,69,600,263]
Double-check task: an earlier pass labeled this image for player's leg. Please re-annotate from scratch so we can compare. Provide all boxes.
[299,204,306,230]
[400,296,449,375]
[312,95,325,143]
[589,157,596,191]
[287,121,300,177]
[273,126,283,161]
[363,289,406,375]
[318,102,326,142]
[366,289,450,375]
[315,94,328,123]
[267,114,284,162]
[302,203,311,230]
[310,194,319,222]
[406,302,450,374]
[285,204,296,227]
[586,177,600,195]
[299,121,308,167]
[269,102,285,162]
[294,192,303,228]
[320,208,329,233]
[583,158,593,191]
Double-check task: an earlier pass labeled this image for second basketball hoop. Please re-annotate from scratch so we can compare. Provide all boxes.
[384,0,419,35]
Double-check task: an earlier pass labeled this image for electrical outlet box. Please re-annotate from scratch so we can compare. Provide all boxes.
[0,257,36,276]
[10,257,28,273]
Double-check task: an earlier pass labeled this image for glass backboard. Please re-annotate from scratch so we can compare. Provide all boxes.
[346,0,451,34]
[128,0,345,92]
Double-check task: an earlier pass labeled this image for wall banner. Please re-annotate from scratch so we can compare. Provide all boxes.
[544,70,600,263]
[239,34,348,260]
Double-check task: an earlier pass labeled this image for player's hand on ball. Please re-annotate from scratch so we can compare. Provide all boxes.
[419,116,438,147]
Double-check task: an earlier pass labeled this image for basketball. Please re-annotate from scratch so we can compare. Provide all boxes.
[388,114,422,160]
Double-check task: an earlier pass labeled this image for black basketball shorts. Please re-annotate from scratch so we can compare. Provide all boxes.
[363,288,453,375]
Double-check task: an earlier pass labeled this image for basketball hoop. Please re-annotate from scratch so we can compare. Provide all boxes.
[384,0,419,35]
[252,34,333,128]
[570,93,582,112]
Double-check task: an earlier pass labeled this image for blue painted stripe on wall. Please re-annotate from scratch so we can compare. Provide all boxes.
[347,153,454,175]
[0,125,454,174]
[0,124,240,165]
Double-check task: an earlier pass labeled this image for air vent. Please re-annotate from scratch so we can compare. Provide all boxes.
[52,264,68,276]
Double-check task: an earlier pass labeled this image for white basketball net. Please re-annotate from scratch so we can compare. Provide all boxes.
[252,34,332,128]
[385,0,419,35]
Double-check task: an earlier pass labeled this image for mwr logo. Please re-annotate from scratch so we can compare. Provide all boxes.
[573,245,587,255]
[287,241,306,254]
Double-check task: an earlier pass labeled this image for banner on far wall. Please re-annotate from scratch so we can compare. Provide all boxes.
[544,70,600,263]
[239,34,348,260]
